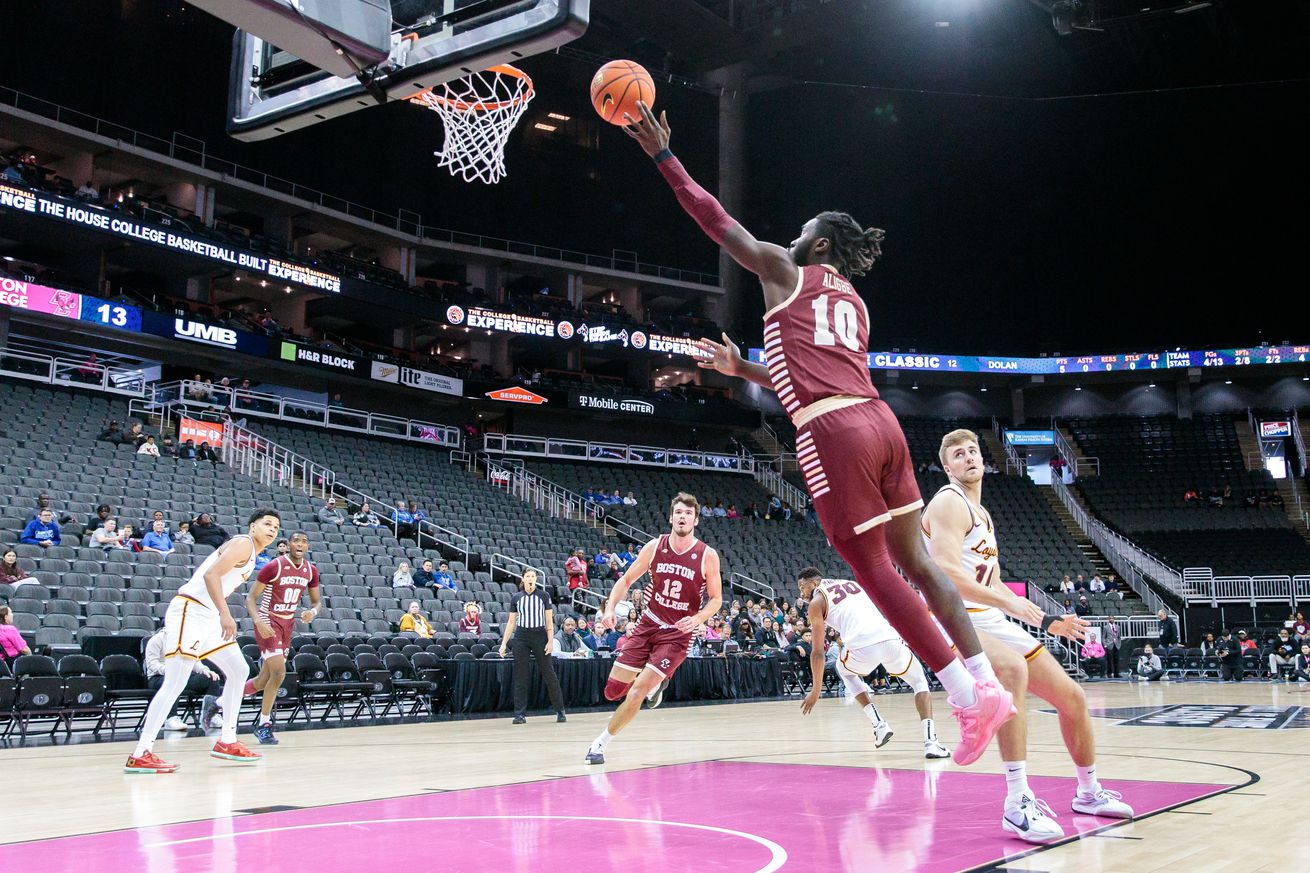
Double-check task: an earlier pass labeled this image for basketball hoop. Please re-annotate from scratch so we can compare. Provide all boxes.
[408,65,534,185]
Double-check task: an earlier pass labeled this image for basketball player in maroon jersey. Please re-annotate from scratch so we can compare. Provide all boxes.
[586,493,723,764]
[244,531,320,745]
[624,101,1012,764]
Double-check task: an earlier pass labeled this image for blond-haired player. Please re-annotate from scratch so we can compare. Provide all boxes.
[922,430,1133,843]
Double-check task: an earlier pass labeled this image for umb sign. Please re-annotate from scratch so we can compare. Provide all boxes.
[1261,421,1292,438]
[178,417,224,447]
[485,386,548,405]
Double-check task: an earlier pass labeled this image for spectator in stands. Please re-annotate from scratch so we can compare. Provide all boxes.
[565,548,588,590]
[137,435,161,457]
[141,520,174,555]
[1216,631,1243,681]
[759,616,787,651]
[399,601,435,638]
[743,502,761,520]
[197,441,220,467]
[391,500,417,541]
[158,436,177,458]
[617,543,638,570]
[1089,574,1106,593]
[143,628,224,731]
[1206,489,1223,508]
[1223,484,1233,502]
[33,494,74,525]
[1061,597,1075,615]
[1157,610,1179,653]
[97,420,122,442]
[1075,596,1092,617]
[1269,629,1297,678]
[75,179,98,201]
[594,546,612,571]
[1103,617,1123,677]
[0,548,36,590]
[412,559,436,588]
[1080,636,1107,678]
[88,503,113,531]
[1074,573,1086,590]
[1135,644,1165,681]
[0,605,33,665]
[317,497,346,526]
[91,519,123,551]
[433,562,456,591]
[599,619,626,649]
[392,561,414,588]
[352,501,380,527]
[703,616,725,642]
[1183,487,1199,504]
[1059,575,1075,594]
[766,495,783,519]
[20,509,60,548]
[1199,632,1218,655]
[733,618,762,654]
[118,524,142,553]
[623,491,638,506]
[1106,574,1122,597]
[175,521,194,545]
[1293,643,1310,684]
[177,439,198,463]
[122,421,147,447]
[780,501,795,521]
[459,602,481,635]
[725,504,739,519]
[191,513,229,548]
[712,500,727,518]
[408,501,428,532]
[1236,630,1257,651]
[700,501,713,519]
[553,617,592,658]
[1270,490,1284,508]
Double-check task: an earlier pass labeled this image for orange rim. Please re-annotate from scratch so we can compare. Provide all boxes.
[406,65,534,113]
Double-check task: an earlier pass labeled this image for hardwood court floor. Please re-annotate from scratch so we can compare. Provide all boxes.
[4,679,1305,872]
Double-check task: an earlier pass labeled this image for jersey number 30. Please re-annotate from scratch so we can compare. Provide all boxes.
[812,294,860,351]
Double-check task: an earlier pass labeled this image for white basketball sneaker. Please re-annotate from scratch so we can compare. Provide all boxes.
[1072,787,1134,818]
[923,739,951,759]
[1003,794,1066,843]
[872,720,894,749]
[162,716,189,731]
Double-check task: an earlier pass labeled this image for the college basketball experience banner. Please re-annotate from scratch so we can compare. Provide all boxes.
[0,182,341,293]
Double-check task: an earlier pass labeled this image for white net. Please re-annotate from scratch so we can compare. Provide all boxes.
[409,65,535,185]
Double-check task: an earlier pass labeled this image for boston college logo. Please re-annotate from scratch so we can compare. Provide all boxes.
[446,305,466,325]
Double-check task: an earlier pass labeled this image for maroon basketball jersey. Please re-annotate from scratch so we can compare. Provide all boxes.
[255,555,319,623]
[645,534,708,626]
[762,264,879,420]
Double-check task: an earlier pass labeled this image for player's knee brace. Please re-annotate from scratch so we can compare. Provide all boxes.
[604,678,631,701]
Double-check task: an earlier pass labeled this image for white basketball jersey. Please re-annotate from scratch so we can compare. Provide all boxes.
[923,484,1000,613]
[177,535,257,609]
[815,577,899,649]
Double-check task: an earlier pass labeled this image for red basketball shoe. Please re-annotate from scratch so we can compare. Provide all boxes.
[211,740,262,763]
[124,751,179,774]
[243,679,257,697]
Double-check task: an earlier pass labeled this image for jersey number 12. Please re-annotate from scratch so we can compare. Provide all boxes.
[812,294,860,351]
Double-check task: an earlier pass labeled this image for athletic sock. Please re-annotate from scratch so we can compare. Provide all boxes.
[964,652,998,685]
[862,703,882,726]
[1075,764,1100,796]
[260,714,272,726]
[922,718,936,742]
[590,729,614,753]
[1003,760,1030,804]
[937,660,977,707]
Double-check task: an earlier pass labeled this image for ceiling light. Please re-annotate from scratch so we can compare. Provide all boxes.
[1148,383,1156,389]
[980,386,988,392]
[533,122,557,132]
[1175,1,1212,13]
[1075,385,1083,391]
[547,112,570,121]
[1224,380,1232,385]
[911,382,919,390]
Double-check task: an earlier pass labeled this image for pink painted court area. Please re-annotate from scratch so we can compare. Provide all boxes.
[5,762,1223,873]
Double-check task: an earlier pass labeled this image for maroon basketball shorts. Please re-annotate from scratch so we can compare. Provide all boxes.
[798,399,923,541]
[616,617,692,678]
[256,616,294,659]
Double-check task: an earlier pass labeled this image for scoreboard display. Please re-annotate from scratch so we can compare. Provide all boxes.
[749,344,1310,375]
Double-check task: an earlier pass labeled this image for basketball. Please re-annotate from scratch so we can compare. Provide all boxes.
[590,60,656,126]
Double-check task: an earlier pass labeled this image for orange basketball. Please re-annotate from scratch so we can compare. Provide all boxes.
[590,60,656,126]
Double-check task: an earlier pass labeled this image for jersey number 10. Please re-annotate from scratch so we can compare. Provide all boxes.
[812,294,860,351]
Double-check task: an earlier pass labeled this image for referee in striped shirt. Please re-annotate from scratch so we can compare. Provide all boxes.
[498,569,566,724]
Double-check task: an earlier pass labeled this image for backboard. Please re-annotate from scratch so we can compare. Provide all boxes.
[227,0,590,141]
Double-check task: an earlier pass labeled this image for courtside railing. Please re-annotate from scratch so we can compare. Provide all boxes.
[729,572,775,603]
[1181,567,1308,607]
[1050,477,1180,615]
[482,453,654,544]
[0,347,145,397]
[148,380,461,448]
[219,419,471,565]
[482,433,754,474]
